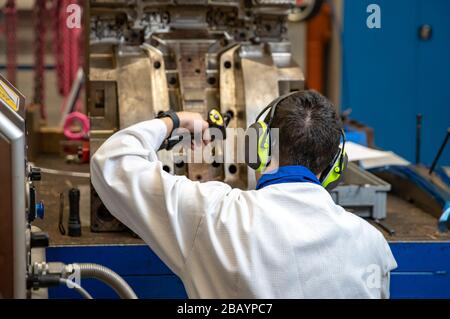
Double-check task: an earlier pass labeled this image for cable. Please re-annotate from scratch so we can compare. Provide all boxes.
[59,278,93,299]
[58,192,66,235]
[30,262,135,299]
[38,167,90,178]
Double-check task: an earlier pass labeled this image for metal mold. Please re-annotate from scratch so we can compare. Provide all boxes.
[88,0,304,231]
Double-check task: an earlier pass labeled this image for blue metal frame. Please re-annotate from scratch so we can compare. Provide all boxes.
[369,165,450,231]
[46,245,187,299]
[390,242,450,298]
[435,167,450,188]
[46,242,450,299]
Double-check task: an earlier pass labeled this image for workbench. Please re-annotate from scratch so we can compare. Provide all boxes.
[33,156,450,298]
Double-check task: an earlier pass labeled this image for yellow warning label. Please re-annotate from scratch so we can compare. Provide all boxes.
[0,79,20,112]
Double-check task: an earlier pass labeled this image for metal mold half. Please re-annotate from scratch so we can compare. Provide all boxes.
[88,0,304,231]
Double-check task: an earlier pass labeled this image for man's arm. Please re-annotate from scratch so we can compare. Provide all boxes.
[90,112,232,276]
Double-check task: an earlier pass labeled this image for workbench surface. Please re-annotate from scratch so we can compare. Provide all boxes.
[32,156,450,246]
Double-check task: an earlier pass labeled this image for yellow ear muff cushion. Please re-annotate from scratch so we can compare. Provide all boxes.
[245,121,270,171]
[245,122,261,170]
[256,121,270,172]
[322,149,347,190]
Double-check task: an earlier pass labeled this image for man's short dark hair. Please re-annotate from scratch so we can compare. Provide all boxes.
[270,90,342,175]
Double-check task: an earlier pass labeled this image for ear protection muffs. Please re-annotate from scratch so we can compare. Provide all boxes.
[245,92,348,190]
[245,120,270,171]
[244,92,298,172]
[319,129,348,191]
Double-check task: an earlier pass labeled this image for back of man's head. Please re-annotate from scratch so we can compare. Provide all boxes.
[270,90,342,175]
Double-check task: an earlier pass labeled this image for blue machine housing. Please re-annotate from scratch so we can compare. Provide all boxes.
[46,243,450,299]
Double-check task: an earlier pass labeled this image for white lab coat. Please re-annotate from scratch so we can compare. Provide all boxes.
[91,119,398,299]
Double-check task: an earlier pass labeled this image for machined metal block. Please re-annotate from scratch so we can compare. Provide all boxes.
[87,0,305,231]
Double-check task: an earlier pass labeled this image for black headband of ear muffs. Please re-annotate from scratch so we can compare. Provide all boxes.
[255,91,300,145]
[339,129,346,171]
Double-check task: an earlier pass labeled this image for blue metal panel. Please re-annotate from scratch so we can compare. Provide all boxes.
[390,242,450,298]
[342,0,450,165]
[389,242,450,272]
[46,245,187,299]
[416,0,450,167]
[391,273,450,299]
[46,245,174,275]
[46,242,450,299]
[49,276,187,299]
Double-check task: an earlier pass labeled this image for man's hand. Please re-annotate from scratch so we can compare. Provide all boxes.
[178,111,209,133]
[160,111,210,146]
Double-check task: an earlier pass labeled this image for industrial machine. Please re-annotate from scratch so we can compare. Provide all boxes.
[0,74,138,299]
[0,74,27,298]
[87,0,322,231]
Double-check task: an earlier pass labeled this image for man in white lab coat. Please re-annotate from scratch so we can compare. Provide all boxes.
[91,90,397,298]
